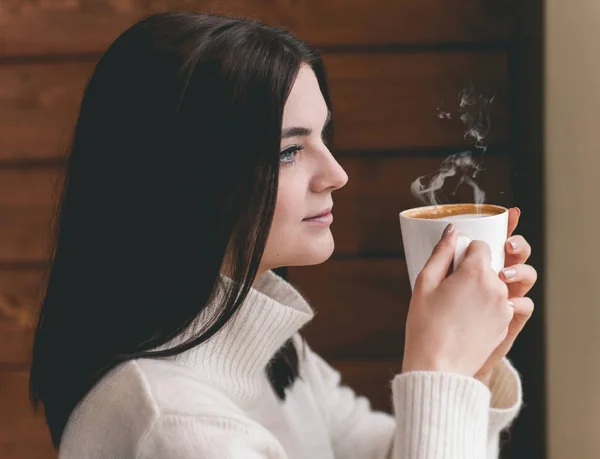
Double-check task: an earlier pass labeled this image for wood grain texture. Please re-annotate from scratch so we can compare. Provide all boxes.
[0,371,55,459]
[289,259,409,360]
[0,0,512,57]
[326,52,509,151]
[0,52,509,161]
[0,156,510,263]
[0,269,45,364]
[0,62,92,162]
[0,167,61,263]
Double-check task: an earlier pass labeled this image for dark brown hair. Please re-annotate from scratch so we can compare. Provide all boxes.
[29,12,332,447]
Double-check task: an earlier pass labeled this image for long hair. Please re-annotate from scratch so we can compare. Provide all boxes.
[29,12,332,448]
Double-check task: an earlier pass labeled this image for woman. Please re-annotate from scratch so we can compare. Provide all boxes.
[29,12,536,458]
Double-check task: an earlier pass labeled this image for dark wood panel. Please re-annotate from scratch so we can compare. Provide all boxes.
[0,156,511,263]
[509,1,546,458]
[0,167,61,263]
[334,360,403,413]
[0,52,509,160]
[327,52,509,151]
[0,371,55,459]
[290,259,409,360]
[333,155,512,255]
[0,0,512,57]
[0,62,92,162]
[0,269,45,364]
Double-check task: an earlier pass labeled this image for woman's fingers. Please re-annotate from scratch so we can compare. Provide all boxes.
[507,207,521,237]
[415,224,457,292]
[475,296,534,379]
[505,235,532,266]
[503,209,537,296]
[500,263,538,297]
[507,296,535,337]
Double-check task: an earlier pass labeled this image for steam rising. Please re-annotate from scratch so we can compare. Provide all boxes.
[410,152,485,205]
[414,87,495,206]
[458,87,494,153]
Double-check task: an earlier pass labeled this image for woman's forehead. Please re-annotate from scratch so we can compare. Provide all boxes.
[282,65,328,129]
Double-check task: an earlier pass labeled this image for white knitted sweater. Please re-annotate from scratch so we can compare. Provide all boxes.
[59,270,522,458]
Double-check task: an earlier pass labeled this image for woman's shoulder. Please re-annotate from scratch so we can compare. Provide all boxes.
[135,358,246,414]
[89,358,244,419]
[60,359,245,458]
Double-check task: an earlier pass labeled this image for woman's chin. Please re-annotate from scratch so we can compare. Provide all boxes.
[292,237,335,267]
[264,233,335,269]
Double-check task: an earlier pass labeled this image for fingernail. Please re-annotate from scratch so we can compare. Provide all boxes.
[502,267,518,280]
[515,207,521,218]
[443,223,454,237]
[508,300,515,308]
[507,238,520,251]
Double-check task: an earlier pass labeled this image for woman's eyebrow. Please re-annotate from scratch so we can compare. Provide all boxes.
[281,110,332,139]
[282,126,311,138]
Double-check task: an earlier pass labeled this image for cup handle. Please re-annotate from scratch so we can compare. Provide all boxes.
[453,233,471,271]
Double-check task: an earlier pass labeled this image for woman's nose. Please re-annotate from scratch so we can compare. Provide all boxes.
[310,148,349,193]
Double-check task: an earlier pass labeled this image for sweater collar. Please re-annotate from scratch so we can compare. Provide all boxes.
[159,270,314,404]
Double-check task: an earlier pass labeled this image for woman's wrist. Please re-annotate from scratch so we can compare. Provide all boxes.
[475,370,493,387]
[402,355,468,377]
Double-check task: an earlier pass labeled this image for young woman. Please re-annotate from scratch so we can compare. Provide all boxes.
[29,12,537,459]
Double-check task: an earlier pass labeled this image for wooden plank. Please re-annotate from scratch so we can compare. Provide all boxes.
[0,269,46,364]
[334,360,403,413]
[0,62,93,162]
[0,52,509,161]
[508,2,546,458]
[327,52,509,151]
[0,0,512,57]
[0,156,511,263]
[290,259,409,360]
[333,155,512,255]
[0,371,56,459]
[0,167,61,263]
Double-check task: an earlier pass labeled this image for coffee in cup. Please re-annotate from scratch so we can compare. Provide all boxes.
[399,203,509,290]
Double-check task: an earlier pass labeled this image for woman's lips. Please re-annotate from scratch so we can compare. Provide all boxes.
[303,211,333,226]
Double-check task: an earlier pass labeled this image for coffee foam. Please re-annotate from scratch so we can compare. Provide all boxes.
[402,204,505,220]
[434,213,489,220]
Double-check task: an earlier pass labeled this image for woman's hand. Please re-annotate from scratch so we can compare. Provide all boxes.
[475,208,536,384]
[402,224,514,377]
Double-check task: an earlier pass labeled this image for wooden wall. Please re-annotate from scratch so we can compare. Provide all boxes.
[0,1,522,457]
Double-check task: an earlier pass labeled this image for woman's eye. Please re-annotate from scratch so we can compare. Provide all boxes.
[280,145,304,166]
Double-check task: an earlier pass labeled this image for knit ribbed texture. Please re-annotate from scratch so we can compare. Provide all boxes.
[488,358,523,433]
[156,271,314,404]
[393,372,490,458]
[58,270,523,459]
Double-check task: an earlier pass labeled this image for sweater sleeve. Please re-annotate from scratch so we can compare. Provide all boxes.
[486,358,524,457]
[302,345,522,459]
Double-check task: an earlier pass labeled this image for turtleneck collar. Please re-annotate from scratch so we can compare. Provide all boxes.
[157,270,314,405]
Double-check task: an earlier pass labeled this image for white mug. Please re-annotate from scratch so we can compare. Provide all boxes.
[399,204,509,291]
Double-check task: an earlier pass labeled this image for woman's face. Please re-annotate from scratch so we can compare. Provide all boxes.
[260,64,349,273]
